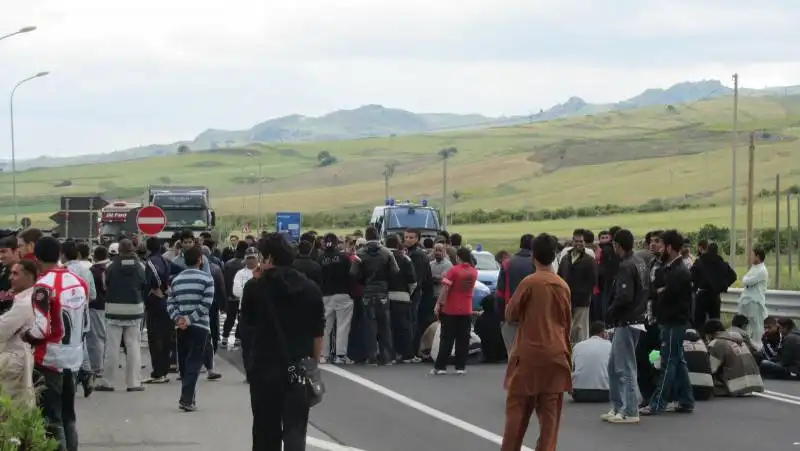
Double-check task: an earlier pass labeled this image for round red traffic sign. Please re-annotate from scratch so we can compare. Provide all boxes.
[136,206,167,236]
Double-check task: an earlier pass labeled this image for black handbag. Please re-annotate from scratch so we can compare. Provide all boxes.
[265,298,325,408]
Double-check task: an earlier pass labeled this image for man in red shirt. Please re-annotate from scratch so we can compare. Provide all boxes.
[432,247,477,375]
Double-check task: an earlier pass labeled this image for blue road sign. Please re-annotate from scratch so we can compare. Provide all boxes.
[275,212,302,243]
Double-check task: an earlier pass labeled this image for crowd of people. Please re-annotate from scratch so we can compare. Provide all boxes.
[1,222,799,451]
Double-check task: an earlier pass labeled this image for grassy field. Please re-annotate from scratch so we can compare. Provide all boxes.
[2,94,800,230]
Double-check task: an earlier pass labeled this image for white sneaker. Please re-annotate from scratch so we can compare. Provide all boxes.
[607,413,640,424]
[455,369,467,376]
[332,356,353,365]
[429,369,447,376]
[319,357,329,364]
[600,409,617,421]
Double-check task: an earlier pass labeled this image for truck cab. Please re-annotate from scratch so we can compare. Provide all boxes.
[97,201,141,245]
[148,186,215,240]
[369,199,443,241]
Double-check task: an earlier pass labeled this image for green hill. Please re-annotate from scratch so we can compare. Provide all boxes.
[3,94,800,230]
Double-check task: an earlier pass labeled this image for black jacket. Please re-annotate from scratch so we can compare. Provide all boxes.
[606,252,648,328]
[318,248,352,296]
[691,253,737,294]
[495,249,535,322]
[407,244,432,294]
[598,242,621,296]
[144,253,171,309]
[780,329,800,374]
[652,256,693,326]
[89,262,108,310]
[351,241,400,298]
[388,249,417,299]
[239,267,324,376]
[223,258,245,300]
[210,262,227,309]
[293,256,323,288]
[557,250,598,308]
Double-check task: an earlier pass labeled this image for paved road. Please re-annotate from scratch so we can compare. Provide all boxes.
[220,348,800,451]
[76,350,352,450]
[79,340,800,450]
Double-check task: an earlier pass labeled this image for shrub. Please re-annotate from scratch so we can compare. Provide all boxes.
[0,386,58,451]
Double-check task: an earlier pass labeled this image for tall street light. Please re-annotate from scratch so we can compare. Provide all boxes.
[0,26,37,42]
[10,71,49,225]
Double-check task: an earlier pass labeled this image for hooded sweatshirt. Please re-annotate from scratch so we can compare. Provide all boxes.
[239,266,324,373]
[351,241,400,299]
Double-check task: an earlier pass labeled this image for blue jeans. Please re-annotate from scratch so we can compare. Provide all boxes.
[649,324,694,411]
[177,326,208,406]
[608,326,641,417]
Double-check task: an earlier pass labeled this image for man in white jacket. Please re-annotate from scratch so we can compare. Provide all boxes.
[738,247,769,341]
[232,248,260,300]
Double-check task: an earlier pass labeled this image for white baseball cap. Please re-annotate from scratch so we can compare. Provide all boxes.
[108,242,120,255]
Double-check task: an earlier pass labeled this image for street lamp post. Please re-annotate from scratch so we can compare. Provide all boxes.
[0,26,36,42]
[10,71,49,225]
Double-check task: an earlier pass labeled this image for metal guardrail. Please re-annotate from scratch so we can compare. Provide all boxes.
[721,288,800,318]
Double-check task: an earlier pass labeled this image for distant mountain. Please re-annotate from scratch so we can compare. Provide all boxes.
[8,80,800,170]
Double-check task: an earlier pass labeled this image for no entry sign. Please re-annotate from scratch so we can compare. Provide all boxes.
[136,206,167,236]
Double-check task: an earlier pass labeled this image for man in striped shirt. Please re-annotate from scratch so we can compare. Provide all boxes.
[167,246,214,412]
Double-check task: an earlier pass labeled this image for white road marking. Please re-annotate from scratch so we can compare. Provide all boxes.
[763,390,800,402]
[321,365,535,451]
[306,437,369,451]
[754,392,800,407]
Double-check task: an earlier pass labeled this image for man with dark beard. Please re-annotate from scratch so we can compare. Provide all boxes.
[0,236,19,315]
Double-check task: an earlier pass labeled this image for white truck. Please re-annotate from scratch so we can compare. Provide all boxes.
[147,185,216,240]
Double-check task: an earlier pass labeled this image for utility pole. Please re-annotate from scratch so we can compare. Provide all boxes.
[745,133,755,265]
[775,174,781,289]
[788,193,793,284]
[442,157,448,229]
[257,161,263,233]
[65,197,71,239]
[729,73,739,263]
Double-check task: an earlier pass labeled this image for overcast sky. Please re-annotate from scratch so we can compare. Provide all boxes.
[1,0,799,159]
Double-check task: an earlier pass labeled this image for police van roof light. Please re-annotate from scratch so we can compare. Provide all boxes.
[385,198,391,206]
[421,199,428,207]
[388,198,396,206]
[475,244,483,252]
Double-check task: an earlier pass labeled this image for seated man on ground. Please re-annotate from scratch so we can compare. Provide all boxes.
[728,314,762,359]
[570,321,610,402]
[704,319,764,396]
[760,317,800,380]
[762,316,782,362]
[683,329,714,401]
[474,296,507,363]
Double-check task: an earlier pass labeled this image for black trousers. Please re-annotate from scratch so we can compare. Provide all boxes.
[209,302,220,352]
[636,323,661,403]
[34,366,78,451]
[250,373,310,451]
[146,300,174,378]
[390,301,413,360]
[363,296,393,363]
[434,314,472,371]
[693,290,721,329]
[222,300,240,339]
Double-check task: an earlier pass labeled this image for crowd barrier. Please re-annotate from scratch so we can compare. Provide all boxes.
[721,289,800,318]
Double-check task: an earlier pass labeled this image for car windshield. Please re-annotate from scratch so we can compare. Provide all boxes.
[164,209,207,227]
[473,252,499,271]
[385,207,439,230]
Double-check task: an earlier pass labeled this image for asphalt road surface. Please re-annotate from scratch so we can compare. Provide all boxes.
[78,341,800,450]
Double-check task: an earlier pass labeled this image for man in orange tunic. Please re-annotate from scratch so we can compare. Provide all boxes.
[502,233,572,451]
